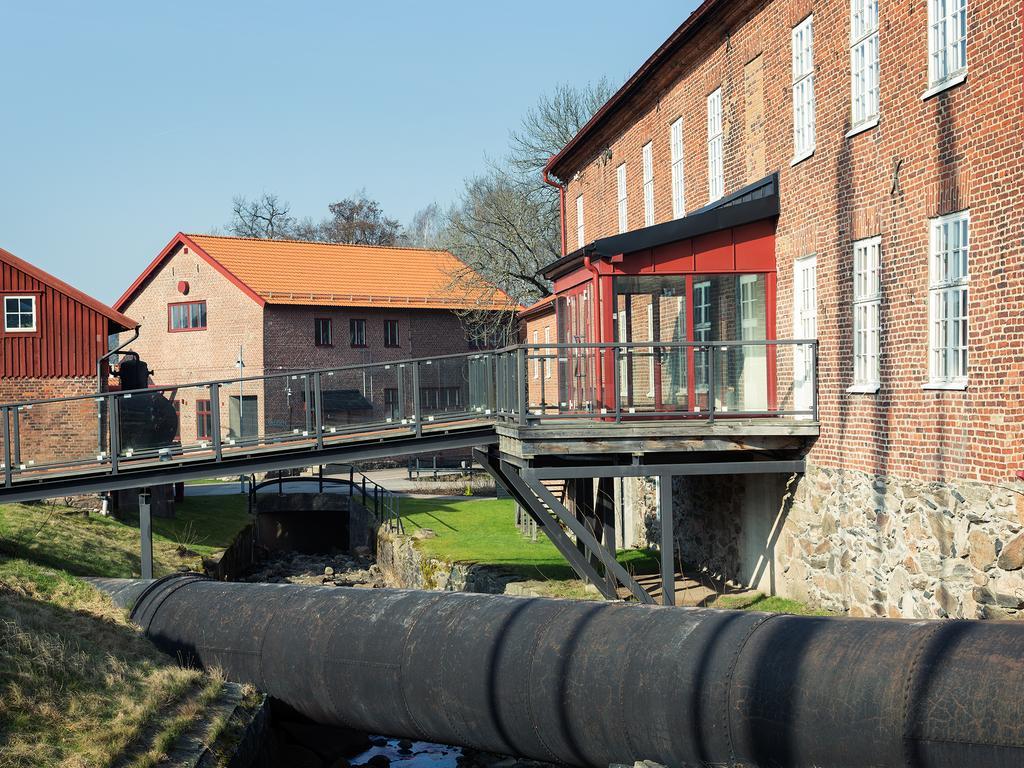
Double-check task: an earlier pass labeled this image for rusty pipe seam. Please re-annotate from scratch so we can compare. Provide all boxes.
[95,574,1024,768]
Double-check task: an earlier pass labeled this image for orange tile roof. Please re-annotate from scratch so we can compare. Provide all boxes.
[182,234,516,311]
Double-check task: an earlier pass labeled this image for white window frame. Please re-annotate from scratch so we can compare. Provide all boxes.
[848,0,879,136]
[543,326,552,379]
[3,295,37,333]
[670,117,685,218]
[850,237,881,392]
[792,15,816,163]
[575,194,585,249]
[793,256,818,413]
[926,210,969,388]
[925,0,967,96]
[642,142,655,227]
[694,280,711,393]
[616,163,628,233]
[532,329,540,380]
[706,89,724,202]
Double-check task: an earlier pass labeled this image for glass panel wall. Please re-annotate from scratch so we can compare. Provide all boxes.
[613,276,688,412]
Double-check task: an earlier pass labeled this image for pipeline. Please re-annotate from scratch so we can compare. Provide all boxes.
[95,574,1024,768]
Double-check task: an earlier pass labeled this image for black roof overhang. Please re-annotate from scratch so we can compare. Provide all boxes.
[542,173,779,281]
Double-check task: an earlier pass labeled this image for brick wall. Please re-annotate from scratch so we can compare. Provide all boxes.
[117,243,265,447]
[523,309,559,411]
[0,378,99,470]
[557,0,1024,485]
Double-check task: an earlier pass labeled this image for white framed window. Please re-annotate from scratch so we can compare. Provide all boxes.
[670,117,685,218]
[4,295,37,332]
[928,211,969,387]
[532,329,540,379]
[849,0,879,133]
[694,280,711,392]
[543,326,552,379]
[575,194,585,249]
[792,15,816,161]
[851,237,881,390]
[616,163,628,233]
[706,89,724,202]
[927,0,967,89]
[642,142,655,227]
[793,256,818,413]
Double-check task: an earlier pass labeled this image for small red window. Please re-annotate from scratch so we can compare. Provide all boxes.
[196,399,212,440]
[169,301,207,331]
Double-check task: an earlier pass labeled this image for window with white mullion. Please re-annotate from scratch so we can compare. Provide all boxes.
[792,16,815,159]
[850,0,879,130]
[532,330,540,380]
[706,89,724,202]
[852,236,881,388]
[928,211,969,385]
[616,163,628,233]
[642,142,655,227]
[670,118,685,218]
[928,0,967,86]
[575,194,585,249]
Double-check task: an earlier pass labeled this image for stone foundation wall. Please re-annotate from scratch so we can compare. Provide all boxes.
[780,465,1024,619]
[375,527,519,594]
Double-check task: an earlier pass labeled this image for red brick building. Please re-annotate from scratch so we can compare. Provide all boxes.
[0,247,138,466]
[542,0,1024,617]
[114,233,513,445]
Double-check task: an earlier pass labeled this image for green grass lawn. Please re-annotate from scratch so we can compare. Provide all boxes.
[398,497,659,580]
[151,495,251,556]
[715,592,837,615]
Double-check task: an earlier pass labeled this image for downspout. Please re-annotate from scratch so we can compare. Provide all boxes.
[96,325,140,454]
[542,167,567,257]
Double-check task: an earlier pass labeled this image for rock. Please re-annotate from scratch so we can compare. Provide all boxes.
[367,755,391,768]
[325,566,335,577]
[397,739,414,752]
[997,533,1024,571]
[935,583,959,617]
[412,528,437,540]
[926,509,955,556]
[968,529,997,570]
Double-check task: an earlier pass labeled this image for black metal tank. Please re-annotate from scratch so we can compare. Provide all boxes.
[112,354,178,450]
[94,574,1024,768]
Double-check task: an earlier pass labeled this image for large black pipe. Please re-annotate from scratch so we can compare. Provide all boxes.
[97,574,1024,768]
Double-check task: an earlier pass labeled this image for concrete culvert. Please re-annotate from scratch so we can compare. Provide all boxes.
[95,573,1024,768]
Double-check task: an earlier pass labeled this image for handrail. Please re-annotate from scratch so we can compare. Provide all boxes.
[0,339,819,490]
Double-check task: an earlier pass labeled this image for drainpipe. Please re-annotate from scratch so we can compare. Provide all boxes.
[96,325,141,454]
[542,167,567,257]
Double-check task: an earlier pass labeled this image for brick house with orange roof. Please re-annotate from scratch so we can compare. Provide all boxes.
[114,233,514,445]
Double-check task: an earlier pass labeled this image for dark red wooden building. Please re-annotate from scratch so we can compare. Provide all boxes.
[0,247,138,466]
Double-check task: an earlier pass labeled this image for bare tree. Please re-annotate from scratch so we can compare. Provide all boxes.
[228,193,296,239]
[318,191,401,245]
[441,79,614,341]
[400,202,446,249]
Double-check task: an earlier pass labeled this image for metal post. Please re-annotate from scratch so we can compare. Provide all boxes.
[210,383,222,461]
[707,344,716,424]
[2,407,12,488]
[318,464,324,494]
[108,394,120,475]
[362,475,367,506]
[11,407,21,468]
[660,474,675,607]
[516,347,528,425]
[397,364,406,422]
[303,375,312,434]
[313,372,324,449]
[138,488,153,580]
[811,341,820,422]
[412,361,422,437]
[613,346,622,423]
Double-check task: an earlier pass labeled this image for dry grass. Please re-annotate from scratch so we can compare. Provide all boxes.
[0,500,241,768]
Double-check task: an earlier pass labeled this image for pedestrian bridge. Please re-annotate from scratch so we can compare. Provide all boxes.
[0,340,818,604]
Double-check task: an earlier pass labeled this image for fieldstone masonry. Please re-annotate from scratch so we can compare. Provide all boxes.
[781,466,1024,619]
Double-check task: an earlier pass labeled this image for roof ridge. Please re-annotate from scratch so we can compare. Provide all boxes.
[185,233,451,255]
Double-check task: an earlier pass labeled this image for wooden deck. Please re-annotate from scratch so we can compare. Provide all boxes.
[496,417,819,460]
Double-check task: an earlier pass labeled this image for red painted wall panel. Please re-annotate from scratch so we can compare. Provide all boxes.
[0,260,110,379]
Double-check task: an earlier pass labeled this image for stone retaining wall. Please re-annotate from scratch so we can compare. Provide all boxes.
[375,527,520,594]
[780,465,1024,619]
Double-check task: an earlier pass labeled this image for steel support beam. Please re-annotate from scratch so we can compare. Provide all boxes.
[473,449,614,599]
[659,474,675,607]
[522,470,655,605]
[525,459,805,480]
[138,488,153,580]
[597,476,616,594]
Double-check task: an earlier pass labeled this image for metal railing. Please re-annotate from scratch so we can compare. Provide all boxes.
[0,339,817,489]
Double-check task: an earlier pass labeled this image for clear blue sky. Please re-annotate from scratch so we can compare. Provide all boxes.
[0,1,695,304]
